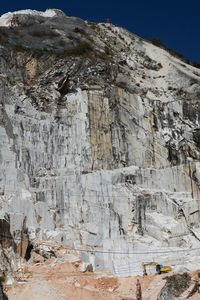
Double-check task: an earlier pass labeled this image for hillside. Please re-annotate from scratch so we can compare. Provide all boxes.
[0,9,200,298]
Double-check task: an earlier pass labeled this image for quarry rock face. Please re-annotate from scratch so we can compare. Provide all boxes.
[0,9,200,276]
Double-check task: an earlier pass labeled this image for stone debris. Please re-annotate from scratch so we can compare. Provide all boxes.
[4,246,199,300]
[79,262,93,273]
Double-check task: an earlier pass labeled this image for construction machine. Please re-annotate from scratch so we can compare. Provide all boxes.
[142,262,172,276]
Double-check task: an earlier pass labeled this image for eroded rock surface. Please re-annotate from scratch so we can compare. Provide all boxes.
[0,9,200,275]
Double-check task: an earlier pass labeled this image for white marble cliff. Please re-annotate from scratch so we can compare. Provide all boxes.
[0,9,200,276]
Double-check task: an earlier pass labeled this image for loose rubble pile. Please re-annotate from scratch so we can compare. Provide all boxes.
[2,244,200,300]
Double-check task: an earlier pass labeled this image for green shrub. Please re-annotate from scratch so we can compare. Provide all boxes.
[0,276,6,282]
[63,43,93,57]
[105,45,111,55]
[29,27,59,38]
[176,88,184,96]
[192,61,200,69]
[74,27,85,34]
[150,37,163,47]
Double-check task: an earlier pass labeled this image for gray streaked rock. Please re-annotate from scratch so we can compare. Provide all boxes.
[0,9,200,276]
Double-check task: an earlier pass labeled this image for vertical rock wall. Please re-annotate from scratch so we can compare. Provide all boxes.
[0,12,200,275]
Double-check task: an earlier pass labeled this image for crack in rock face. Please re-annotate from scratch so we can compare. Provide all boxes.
[0,9,200,276]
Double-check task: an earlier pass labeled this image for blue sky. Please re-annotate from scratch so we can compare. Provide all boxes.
[1,0,199,62]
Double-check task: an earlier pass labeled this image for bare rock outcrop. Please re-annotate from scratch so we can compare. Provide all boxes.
[0,9,200,276]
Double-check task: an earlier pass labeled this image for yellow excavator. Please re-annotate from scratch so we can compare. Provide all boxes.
[142,262,172,276]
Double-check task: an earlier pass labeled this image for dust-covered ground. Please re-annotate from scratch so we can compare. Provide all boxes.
[3,244,200,300]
